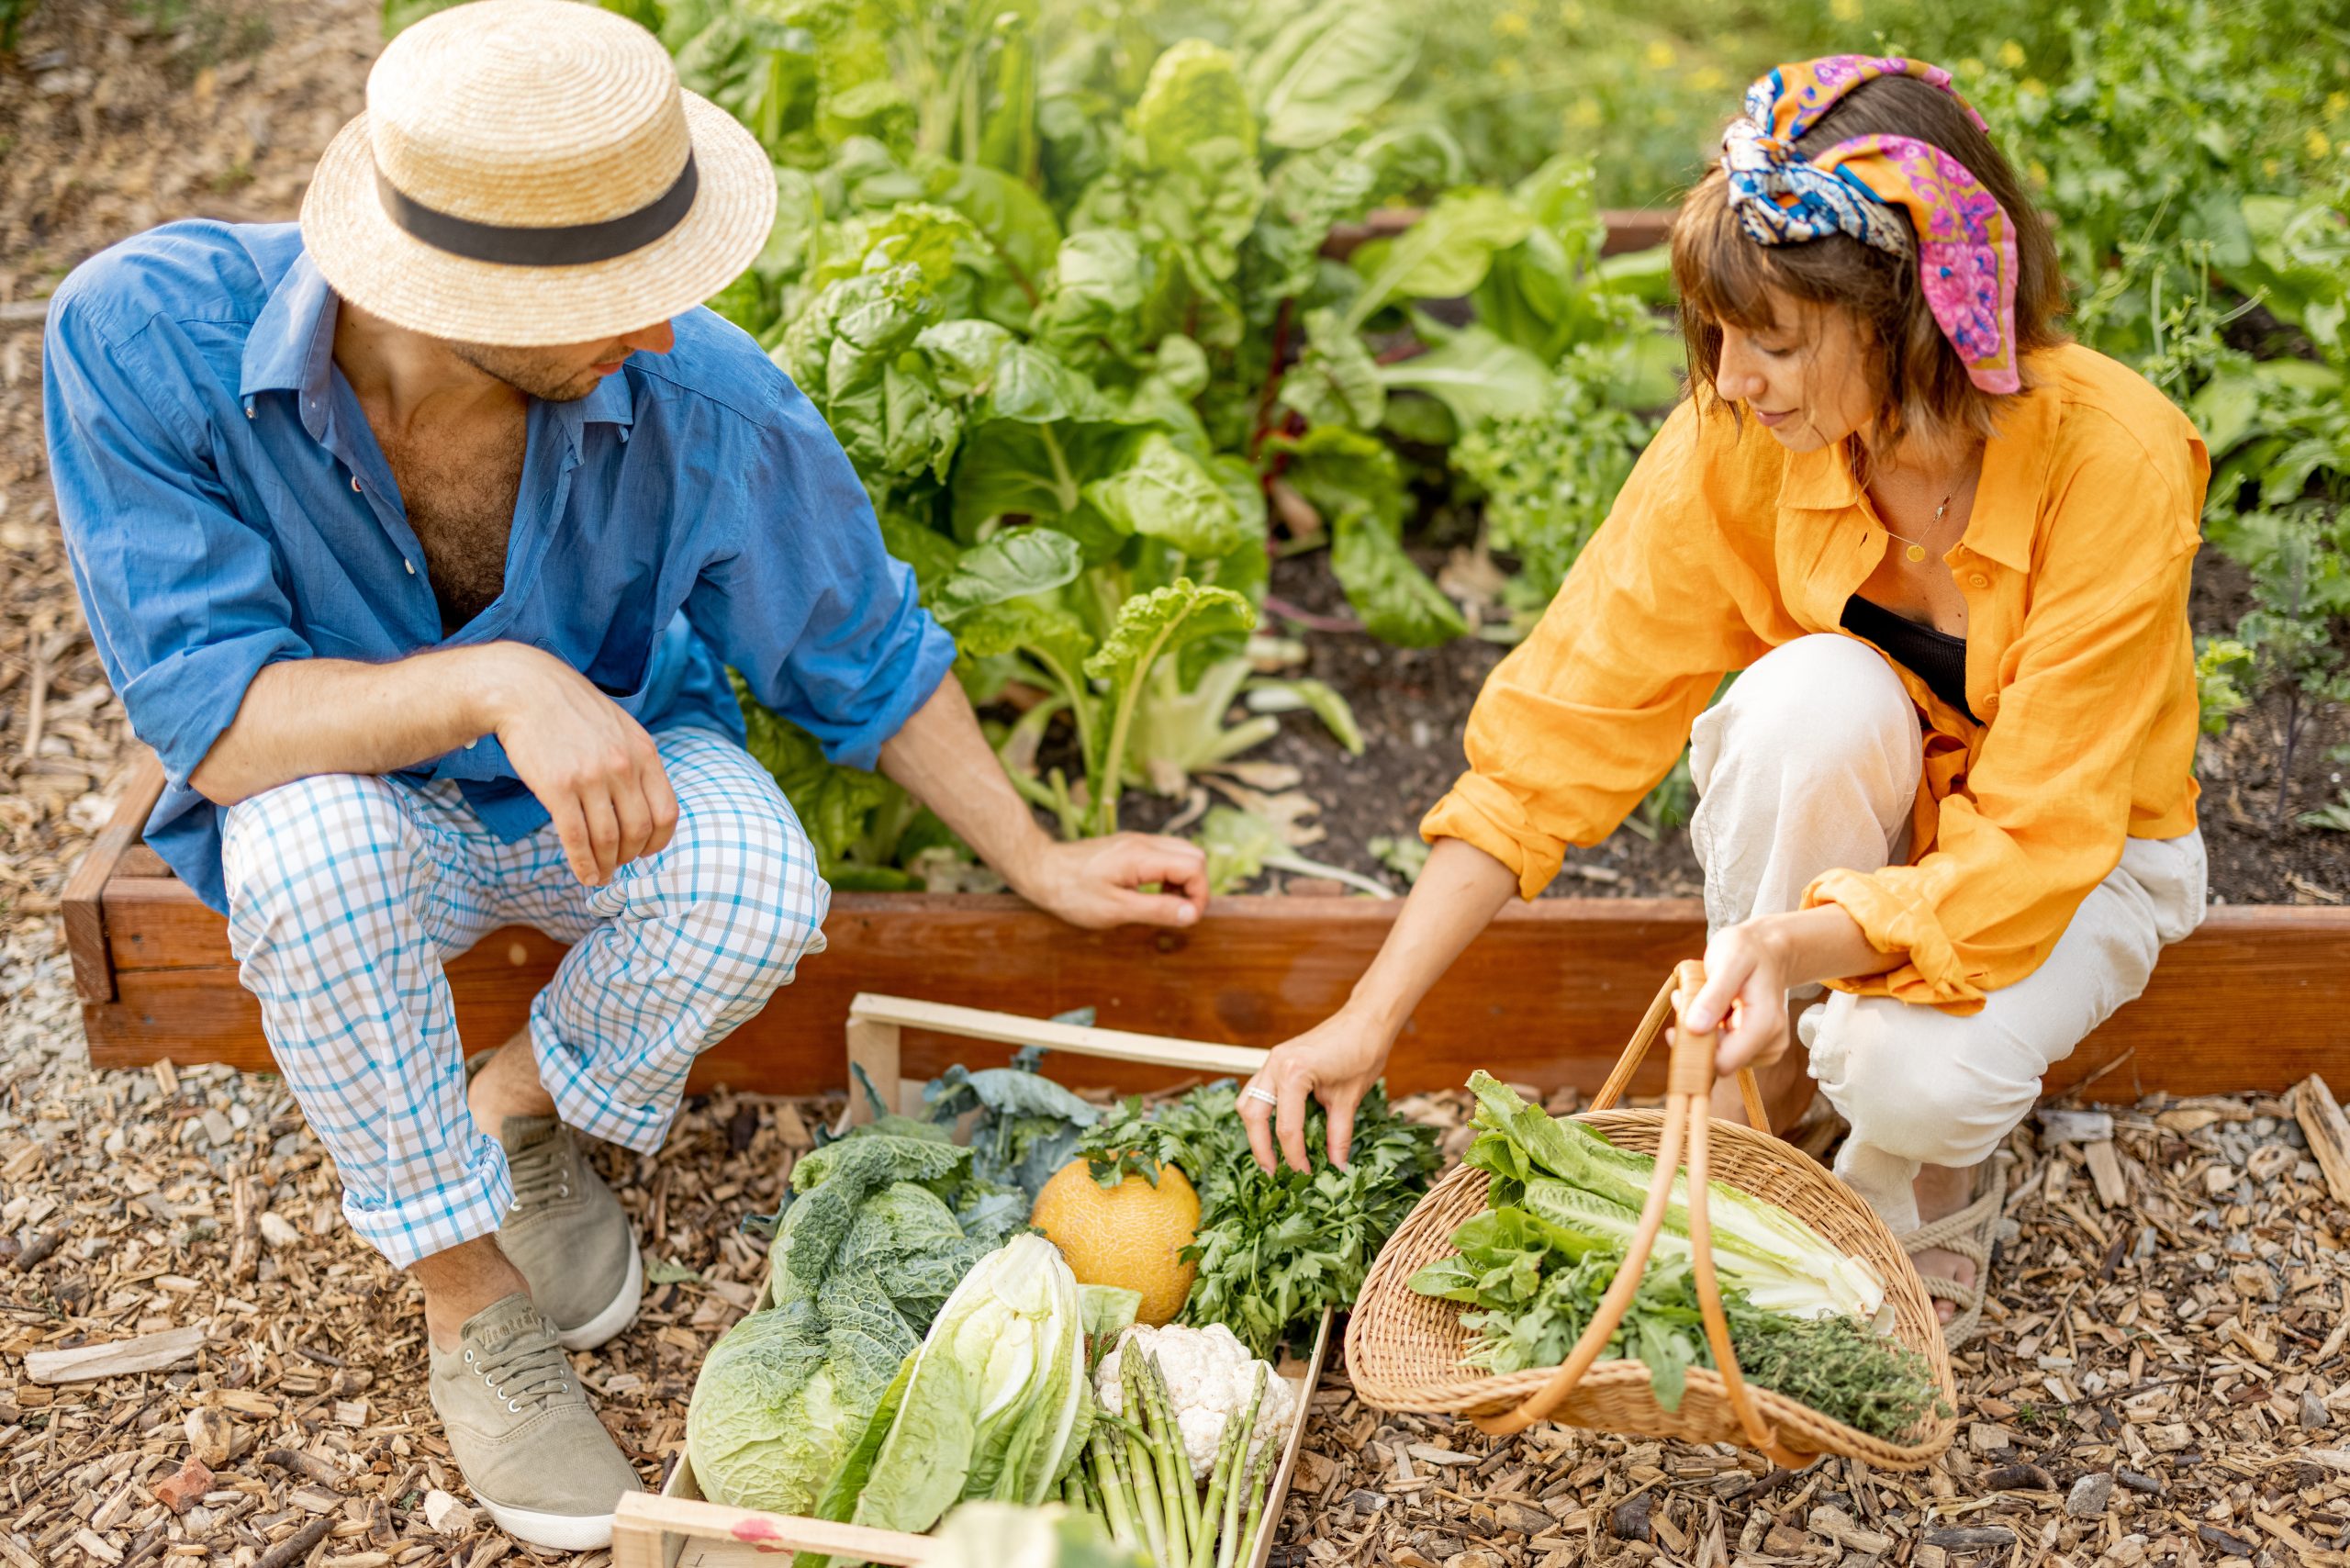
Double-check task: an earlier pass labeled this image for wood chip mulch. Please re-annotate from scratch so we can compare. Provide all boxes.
[2,1029,2344,1568]
[1267,1087,2350,1568]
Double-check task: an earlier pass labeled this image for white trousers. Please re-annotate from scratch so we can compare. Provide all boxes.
[1687,635,2206,1232]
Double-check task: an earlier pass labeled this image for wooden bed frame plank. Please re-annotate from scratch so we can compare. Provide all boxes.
[63,748,2348,1102]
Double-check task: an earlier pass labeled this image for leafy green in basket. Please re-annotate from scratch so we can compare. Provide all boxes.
[1408,1075,1947,1441]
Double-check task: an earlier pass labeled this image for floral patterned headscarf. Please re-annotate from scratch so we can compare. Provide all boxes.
[1721,55,2020,395]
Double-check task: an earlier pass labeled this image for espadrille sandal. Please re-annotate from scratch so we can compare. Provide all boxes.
[1896,1153,2009,1350]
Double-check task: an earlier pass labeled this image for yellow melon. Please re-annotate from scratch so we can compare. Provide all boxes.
[1030,1159,1201,1326]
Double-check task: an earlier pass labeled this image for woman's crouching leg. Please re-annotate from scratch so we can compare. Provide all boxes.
[1801,829,2207,1233]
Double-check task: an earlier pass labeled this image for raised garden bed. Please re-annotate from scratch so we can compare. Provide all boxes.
[63,747,2350,1103]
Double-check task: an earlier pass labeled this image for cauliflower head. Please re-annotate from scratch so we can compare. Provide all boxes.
[1092,1322,1296,1480]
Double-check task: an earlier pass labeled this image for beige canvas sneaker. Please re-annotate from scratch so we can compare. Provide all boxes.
[497,1114,643,1351]
[428,1293,642,1549]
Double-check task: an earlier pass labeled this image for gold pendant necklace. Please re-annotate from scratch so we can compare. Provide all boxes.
[1886,490,1954,564]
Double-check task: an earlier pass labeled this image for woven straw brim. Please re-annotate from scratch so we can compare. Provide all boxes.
[301,91,775,347]
[1345,1111,1959,1471]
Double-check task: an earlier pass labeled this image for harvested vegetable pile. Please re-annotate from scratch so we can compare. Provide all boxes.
[1080,1083,1439,1359]
[1408,1074,1945,1440]
[681,1052,1438,1557]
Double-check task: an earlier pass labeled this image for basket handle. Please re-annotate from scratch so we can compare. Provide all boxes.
[1471,961,1810,1468]
[1586,969,1773,1136]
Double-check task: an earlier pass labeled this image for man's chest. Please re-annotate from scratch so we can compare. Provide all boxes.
[375,416,526,633]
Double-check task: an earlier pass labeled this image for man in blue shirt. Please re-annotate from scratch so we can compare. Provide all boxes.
[45,2,1204,1544]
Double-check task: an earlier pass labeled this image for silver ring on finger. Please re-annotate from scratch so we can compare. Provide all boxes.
[1240,1084,1279,1109]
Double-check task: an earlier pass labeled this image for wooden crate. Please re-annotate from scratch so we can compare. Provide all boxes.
[62,746,2350,1102]
[610,992,1335,1568]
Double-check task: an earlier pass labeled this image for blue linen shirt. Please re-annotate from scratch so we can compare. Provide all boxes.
[43,220,956,913]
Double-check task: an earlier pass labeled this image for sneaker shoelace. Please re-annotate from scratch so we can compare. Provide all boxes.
[465,1324,576,1416]
[508,1129,576,1212]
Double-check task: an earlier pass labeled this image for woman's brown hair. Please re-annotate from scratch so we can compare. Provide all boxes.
[1670,73,2067,461]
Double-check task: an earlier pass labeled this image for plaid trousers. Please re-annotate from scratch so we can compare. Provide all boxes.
[220,728,828,1268]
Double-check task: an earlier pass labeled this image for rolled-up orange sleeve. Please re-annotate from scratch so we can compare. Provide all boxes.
[1423,403,1778,898]
[1803,427,2207,1008]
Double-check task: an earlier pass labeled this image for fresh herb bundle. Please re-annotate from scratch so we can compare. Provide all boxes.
[1079,1083,1438,1360]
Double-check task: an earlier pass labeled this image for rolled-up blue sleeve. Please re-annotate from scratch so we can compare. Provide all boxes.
[688,380,956,771]
[45,300,309,790]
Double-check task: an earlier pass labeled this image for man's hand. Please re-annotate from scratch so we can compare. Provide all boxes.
[473,644,678,886]
[1006,833,1208,930]
[878,675,1214,931]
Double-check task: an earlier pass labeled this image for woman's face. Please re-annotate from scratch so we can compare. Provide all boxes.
[1710,291,1877,454]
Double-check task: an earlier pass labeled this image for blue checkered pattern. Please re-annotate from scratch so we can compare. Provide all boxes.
[219,729,828,1269]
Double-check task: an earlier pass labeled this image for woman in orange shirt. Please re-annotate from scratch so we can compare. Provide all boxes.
[1238,57,2208,1345]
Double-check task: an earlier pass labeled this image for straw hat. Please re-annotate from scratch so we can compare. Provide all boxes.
[301,0,777,346]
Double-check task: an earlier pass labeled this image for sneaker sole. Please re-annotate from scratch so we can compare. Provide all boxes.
[556,1236,643,1353]
[473,1495,625,1551]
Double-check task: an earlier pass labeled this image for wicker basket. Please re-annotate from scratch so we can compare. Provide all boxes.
[1346,961,1957,1471]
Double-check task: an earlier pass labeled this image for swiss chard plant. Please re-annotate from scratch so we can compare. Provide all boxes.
[576,0,1671,875]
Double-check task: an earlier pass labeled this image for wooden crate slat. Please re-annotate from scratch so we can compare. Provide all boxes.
[60,749,164,1003]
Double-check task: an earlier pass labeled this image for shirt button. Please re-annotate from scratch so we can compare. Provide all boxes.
[1968,572,1988,588]
[244,402,255,420]
[405,558,416,575]
[351,476,364,493]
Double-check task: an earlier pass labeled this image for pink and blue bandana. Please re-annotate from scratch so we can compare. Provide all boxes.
[1721,55,2021,395]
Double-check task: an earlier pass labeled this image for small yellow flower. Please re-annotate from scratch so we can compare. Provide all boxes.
[2020,76,2045,96]
[2262,157,2283,177]
[1644,39,1676,70]
[1830,0,1862,21]
[1997,39,2027,70]
[2028,157,2049,188]
[2327,91,2348,118]
[1559,0,1585,26]
[2310,128,2334,161]
[1568,98,1603,129]
[1492,9,1529,38]
[1496,54,1523,80]
[1959,57,1984,77]
[1690,66,1728,94]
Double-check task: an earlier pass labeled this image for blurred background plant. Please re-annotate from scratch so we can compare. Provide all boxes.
[375,0,2350,869]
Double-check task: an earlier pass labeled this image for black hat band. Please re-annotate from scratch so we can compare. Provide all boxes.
[375,152,699,267]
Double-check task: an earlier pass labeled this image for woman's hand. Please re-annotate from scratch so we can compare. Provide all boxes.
[1682,919,1801,1072]
[1239,1006,1397,1174]
[1684,905,1891,1072]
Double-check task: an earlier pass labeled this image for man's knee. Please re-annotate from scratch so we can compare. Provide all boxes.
[649,786,830,991]
[1699,634,1918,794]
[221,773,417,941]
[1808,1000,2037,1170]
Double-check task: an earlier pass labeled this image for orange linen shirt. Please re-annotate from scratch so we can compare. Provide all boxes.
[1424,343,2209,1011]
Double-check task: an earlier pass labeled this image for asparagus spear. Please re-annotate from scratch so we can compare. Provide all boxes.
[1132,1353,1192,1564]
[1088,1427,1142,1552]
[1193,1365,1263,1568]
[1232,1434,1279,1568]
[1116,1406,1170,1568]
[1146,1353,1206,1551]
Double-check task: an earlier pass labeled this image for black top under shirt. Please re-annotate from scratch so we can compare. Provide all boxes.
[1841,597,1979,723]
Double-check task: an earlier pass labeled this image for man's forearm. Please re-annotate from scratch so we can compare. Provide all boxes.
[875,673,1052,887]
[188,646,503,806]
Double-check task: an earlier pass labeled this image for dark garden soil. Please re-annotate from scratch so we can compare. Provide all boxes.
[1120,543,2350,907]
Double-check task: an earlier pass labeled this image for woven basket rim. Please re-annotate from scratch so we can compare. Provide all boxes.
[1345,1110,1959,1470]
